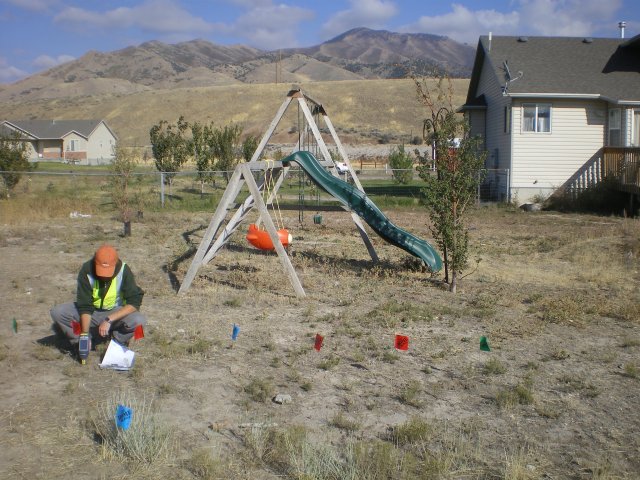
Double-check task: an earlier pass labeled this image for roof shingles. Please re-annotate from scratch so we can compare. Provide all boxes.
[478,35,640,102]
[3,119,103,140]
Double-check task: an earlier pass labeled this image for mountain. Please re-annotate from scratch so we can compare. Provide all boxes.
[0,28,475,102]
[285,28,475,77]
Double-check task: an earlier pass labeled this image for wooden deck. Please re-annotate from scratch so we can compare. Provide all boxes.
[603,147,640,195]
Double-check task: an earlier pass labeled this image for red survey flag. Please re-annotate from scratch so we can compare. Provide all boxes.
[394,334,409,351]
[314,333,324,351]
[71,321,81,336]
[133,324,144,340]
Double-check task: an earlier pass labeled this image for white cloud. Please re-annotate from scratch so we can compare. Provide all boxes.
[32,54,75,69]
[0,57,28,83]
[518,0,622,37]
[224,3,315,49]
[402,4,518,44]
[322,0,398,38]
[53,0,212,35]
[402,0,626,44]
[226,0,272,7]
[2,0,58,12]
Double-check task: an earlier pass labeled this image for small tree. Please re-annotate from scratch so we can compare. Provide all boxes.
[388,144,413,184]
[190,120,215,195]
[149,116,190,196]
[110,144,141,236]
[241,134,259,162]
[415,75,486,293]
[0,132,34,198]
[212,124,242,183]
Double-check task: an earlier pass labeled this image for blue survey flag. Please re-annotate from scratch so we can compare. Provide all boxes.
[231,323,240,341]
[115,404,133,430]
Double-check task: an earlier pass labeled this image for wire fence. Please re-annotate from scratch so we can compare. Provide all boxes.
[1,166,511,211]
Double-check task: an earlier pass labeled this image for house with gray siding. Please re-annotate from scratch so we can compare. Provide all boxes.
[1,119,117,165]
[461,34,640,203]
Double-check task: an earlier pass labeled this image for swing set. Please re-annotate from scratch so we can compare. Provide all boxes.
[179,89,441,298]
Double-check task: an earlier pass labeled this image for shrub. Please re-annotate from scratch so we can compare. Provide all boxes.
[483,357,507,375]
[243,377,274,402]
[547,176,630,216]
[390,417,433,445]
[388,144,414,184]
[398,380,422,407]
[91,391,174,465]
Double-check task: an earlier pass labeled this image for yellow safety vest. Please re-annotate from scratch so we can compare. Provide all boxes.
[88,262,127,310]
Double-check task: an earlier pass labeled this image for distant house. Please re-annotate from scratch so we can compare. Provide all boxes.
[0,119,117,165]
[461,34,640,203]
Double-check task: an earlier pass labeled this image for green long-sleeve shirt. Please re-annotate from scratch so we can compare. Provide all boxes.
[76,259,144,315]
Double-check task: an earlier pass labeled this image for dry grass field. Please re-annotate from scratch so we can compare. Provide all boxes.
[0,78,469,146]
[1,182,639,478]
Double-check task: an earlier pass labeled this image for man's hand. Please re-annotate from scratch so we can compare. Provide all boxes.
[99,319,111,337]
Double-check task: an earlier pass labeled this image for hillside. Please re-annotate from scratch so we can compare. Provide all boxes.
[0,28,474,103]
[0,78,470,146]
[285,27,475,77]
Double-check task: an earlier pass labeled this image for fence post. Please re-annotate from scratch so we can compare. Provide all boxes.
[160,172,165,207]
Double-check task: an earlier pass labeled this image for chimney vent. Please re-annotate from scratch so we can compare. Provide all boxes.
[618,21,626,39]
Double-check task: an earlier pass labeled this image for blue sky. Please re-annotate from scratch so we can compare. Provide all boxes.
[1,0,639,83]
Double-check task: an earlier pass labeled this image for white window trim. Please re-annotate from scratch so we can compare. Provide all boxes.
[632,109,640,147]
[66,139,80,152]
[522,103,552,134]
[608,108,621,147]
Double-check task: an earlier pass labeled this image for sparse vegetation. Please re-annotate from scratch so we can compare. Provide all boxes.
[243,377,274,403]
[1,177,640,478]
[398,380,423,407]
[329,411,360,432]
[496,382,534,408]
[483,357,507,375]
[623,363,638,379]
[91,391,174,466]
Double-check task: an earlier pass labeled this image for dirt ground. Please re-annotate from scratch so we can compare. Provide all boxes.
[1,205,639,479]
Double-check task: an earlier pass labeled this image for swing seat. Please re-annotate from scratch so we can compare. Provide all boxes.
[246,224,292,251]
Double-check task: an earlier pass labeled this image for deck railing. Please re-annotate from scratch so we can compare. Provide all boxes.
[603,147,640,193]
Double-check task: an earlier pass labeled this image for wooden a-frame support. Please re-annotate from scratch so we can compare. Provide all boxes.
[179,89,378,297]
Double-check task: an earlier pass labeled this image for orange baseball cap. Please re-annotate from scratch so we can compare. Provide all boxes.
[94,245,118,277]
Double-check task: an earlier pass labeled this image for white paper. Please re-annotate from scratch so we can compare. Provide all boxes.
[99,339,135,371]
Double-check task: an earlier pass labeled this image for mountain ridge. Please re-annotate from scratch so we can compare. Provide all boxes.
[0,27,475,102]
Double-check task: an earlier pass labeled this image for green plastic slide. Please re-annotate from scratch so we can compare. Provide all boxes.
[282,151,443,272]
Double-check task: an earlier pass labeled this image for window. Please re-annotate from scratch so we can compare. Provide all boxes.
[504,105,511,134]
[633,110,640,147]
[66,139,79,151]
[608,109,621,146]
[522,104,551,132]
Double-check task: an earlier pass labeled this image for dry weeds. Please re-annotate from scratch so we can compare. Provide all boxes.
[0,200,639,478]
